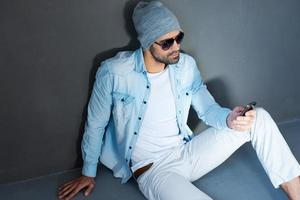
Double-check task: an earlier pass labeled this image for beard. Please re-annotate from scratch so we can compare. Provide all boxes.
[149,46,180,65]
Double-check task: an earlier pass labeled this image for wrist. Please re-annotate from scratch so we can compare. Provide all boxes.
[226,113,233,129]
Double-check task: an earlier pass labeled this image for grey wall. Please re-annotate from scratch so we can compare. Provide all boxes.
[0,0,299,184]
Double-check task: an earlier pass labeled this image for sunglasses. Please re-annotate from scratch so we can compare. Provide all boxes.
[154,32,184,51]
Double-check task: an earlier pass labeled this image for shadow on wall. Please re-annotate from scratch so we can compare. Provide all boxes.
[187,78,231,132]
[74,0,140,167]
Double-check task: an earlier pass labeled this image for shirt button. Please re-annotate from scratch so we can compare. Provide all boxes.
[129,146,132,149]
[138,117,142,120]
[146,85,150,89]
[186,92,189,96]
[134,132,137,135]
[121,98,124,102]
[143,101,147,104]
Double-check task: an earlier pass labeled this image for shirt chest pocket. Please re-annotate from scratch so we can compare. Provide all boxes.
[181,80,201,98]
[112,92,135,120]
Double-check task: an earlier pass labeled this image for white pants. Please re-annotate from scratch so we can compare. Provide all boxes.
[136,108,300,200]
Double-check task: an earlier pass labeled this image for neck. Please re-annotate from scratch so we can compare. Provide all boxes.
[143,50,166,73]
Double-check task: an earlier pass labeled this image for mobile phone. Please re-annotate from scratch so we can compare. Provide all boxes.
[240,101,256,116]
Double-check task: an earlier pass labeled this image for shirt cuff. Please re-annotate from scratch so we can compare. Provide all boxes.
[82,162,98,177]
[221,108,232,130]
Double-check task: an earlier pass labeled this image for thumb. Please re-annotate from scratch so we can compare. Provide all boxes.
[233,106,244,113]
[84,184,94,196]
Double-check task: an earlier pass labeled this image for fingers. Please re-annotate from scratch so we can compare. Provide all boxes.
[233,106,244,113]
[232,118,253,131]
[233,115,253,124]
[58,176,95,200]
[58,183,74,197]
[231,110,256,132]
[65,185,82,200]
[245,109,256,117]
[231,124,252,132]
[84,182,95,196]
[58,180,84,200]
[59,180,75,191]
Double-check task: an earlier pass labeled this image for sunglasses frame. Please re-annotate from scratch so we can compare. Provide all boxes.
[154,32,184,51]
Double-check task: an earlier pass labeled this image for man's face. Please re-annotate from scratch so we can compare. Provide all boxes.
[149,31,182,65]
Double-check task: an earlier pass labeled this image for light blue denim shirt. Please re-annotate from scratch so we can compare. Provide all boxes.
[81,48,231,183]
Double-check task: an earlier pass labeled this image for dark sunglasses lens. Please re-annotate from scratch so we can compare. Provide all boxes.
[160,32,185,50]
[176,32,184,44]
[161,39,174,50]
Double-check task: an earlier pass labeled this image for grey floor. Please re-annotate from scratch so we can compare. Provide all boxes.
[1,119,300,200]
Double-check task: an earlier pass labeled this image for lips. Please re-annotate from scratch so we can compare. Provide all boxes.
[169,51,179,57]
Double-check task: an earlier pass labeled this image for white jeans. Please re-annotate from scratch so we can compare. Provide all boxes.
[136,108,300,200]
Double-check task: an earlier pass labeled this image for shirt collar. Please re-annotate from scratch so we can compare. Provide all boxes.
[134,48,147,73]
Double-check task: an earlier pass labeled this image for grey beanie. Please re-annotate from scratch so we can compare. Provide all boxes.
[132,1,182,49]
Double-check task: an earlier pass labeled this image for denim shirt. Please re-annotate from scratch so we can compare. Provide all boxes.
[81,48,231,183]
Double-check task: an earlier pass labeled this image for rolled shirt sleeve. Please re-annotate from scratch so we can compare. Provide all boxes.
[190,59,231,130]
[81,64,113,177]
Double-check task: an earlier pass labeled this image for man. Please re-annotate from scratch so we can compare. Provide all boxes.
[58,1,300,200]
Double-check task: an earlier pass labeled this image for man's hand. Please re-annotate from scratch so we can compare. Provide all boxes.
[58,175,95,200]
[226,106,256,132]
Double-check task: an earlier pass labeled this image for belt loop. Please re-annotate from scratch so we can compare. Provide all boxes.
[132,173,138,182]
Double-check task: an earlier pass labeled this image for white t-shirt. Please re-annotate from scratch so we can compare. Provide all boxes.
[131,67,185,172]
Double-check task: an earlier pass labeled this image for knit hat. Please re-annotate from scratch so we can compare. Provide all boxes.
[132,1,182,49]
